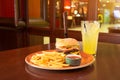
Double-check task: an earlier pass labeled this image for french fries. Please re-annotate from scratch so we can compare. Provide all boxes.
[30,51,69,68]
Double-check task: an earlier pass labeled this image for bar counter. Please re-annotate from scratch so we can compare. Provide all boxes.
[0,42,120,80]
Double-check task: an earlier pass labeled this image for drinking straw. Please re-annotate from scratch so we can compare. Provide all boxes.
[63,12,68,38]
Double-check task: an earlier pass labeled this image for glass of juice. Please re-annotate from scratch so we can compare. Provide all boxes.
[81,21,100,56]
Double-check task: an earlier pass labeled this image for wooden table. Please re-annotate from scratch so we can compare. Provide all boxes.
[0,42,120,80]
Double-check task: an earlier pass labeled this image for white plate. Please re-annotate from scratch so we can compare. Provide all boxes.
[25,51,95,70]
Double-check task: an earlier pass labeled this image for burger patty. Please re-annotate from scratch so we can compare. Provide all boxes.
[56,48,80,54]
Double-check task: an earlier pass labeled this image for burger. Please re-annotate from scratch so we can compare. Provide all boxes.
[55,38,80,54]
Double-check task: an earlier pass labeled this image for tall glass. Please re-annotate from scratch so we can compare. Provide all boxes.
[81,21,100,56]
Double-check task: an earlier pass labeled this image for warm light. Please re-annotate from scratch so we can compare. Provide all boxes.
[74,10,78,15]
[71,5,75,7]
[98,8,100,11]
[67,16,73,20]
[116,5,120,7]
[76,14,80,17]
[102,4,106,7]
[71,2,75,7]
[106,0,110,3]
[64,6,71,9]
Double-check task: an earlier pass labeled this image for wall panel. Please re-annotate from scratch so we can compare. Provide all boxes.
[0,0,14,17]
[28,0,40,18]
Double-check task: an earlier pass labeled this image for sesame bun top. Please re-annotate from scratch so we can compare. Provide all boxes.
[55,38,79,48]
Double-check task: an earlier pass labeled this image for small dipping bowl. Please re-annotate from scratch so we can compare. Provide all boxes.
[65,54,81,66]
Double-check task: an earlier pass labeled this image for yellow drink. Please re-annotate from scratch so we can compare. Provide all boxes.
[81,21,100,55]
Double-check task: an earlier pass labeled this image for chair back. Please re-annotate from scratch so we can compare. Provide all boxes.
[99,33,120,44]
[108,27,120,33]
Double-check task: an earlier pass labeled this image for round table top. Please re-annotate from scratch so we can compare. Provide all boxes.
[0,42,120,80]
